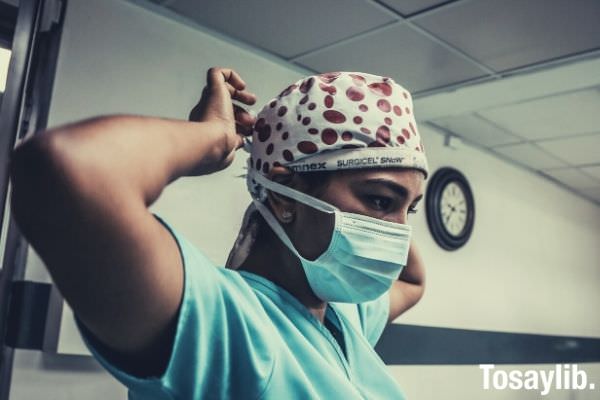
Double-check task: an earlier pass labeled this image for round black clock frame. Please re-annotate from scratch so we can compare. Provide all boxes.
[425,167,475,251]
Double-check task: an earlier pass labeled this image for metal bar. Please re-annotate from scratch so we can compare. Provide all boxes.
[0,0,65,398]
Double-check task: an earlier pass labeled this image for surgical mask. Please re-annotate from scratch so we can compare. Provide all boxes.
[248,170,412,303]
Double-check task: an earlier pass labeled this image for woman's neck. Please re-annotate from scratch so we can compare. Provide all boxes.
[237,233,328,322]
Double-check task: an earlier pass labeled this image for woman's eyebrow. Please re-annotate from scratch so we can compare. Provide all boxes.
[363,178,407,196]
[362,178,423,202]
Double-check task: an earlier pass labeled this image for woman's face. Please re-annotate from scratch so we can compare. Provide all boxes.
[288,168,424,261]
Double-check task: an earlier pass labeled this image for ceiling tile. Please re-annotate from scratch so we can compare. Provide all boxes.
[536,133,600,166]
[478,87,600,141]
[413,0,600,72]
[379,0,452,16]
[429,113,523,147]
[578,186,600,203]
[167,0,395,58]
[294,23,487,93]
[580,165,600,181]
[540,168,600,190]
[491,143,568,170]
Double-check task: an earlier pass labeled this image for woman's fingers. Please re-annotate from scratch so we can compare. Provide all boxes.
[233,103,256,128]
[235,89,257,105]
[236,122,253,137]
[207,67,245,90]
[207,67,257,105]
[225,82,257,105]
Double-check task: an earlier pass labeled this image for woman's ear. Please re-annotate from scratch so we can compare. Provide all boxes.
[266,166,298,224]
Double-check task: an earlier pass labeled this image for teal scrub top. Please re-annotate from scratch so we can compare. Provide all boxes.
[75,213,406,399]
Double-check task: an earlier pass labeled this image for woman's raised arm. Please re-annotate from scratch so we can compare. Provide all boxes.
[8,67,256,375]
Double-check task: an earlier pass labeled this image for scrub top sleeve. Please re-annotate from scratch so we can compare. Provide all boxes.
[357,290,390,347]
[74,213,276,399]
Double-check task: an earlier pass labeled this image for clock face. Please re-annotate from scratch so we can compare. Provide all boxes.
[440,182,468,236]
[425,167,475,251]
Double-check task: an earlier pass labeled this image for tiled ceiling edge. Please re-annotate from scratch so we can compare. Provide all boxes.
[367,0,499,84]
[413,75,497,98]
[286,20,403,62]
[423,123,600,207]
[124,0,314,77]
[535,171,600,207]
[498,48,600,80]
[414,56,600,121]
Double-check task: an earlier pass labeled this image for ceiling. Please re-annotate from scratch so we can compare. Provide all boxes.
[1,0,598,202]
[115,1,600,204]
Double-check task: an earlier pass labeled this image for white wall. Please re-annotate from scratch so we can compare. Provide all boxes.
[395,122,600,337]
[8,0,600,398]
[387,122,600,399]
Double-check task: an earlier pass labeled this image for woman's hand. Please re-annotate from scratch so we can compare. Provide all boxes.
[188,67,257,174]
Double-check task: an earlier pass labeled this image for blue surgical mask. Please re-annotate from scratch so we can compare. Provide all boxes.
[249,171,412,303]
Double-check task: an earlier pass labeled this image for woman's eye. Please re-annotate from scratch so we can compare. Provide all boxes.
[366,195,392,210]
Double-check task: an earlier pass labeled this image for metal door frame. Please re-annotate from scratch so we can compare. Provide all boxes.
[0,0,65,398]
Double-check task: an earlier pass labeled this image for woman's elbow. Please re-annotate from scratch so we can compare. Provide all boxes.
[9,131,70,229]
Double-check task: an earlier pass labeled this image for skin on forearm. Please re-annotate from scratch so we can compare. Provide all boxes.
[34,115,228,206]
[388,240,426,322]
[399,239,426,286]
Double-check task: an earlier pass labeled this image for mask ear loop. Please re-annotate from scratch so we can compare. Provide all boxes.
[249,169,337,214]
[242,136,253,154]
[251,199,304,259]
[248,169,340,261]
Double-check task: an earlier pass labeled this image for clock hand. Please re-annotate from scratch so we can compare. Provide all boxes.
[444,210,453,225]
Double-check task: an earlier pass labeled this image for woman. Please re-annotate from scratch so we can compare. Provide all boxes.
[9,68,428,399]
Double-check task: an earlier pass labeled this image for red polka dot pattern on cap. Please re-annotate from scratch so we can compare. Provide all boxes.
[377,99,391,112]
[346,87,364,101]
[248,71,429,186]
[323,110,346,124]
[297,141,318,154]
[299,77,315,93]
[318,72,341,84]
[376,126,391,143]
[278,84,297,98]
[349,74,366,86]
[321,128,338,145]
[255,118,271,142]
[324,95,334,108]
[319,83,337,95]
[368,82,392,96]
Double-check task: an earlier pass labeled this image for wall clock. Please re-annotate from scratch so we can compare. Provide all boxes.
[425,167,475,251]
